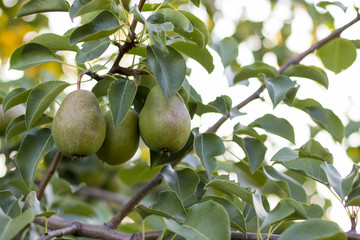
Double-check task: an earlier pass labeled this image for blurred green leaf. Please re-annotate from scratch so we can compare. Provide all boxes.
[250,114,295,143]
[25,81,69,129]
[73,0,115,18]
[2,88,31,113]
[317,38,356,74]
[0,191,21,218]
[30,33,78,52]
[282,65,328,88]
[22,191,46,215]
[148,8,193,32]
[234,62,278,84]
[270,147,299,162]
[17,0,69,17]
[118,163,161,187]
[0,209,35,240]
[108,79,136,126]
[15,128,54,189]
[242,138,267,174]
[179,10,210,46]
[317,1,347,12]
[265,76,295,108]
[10,43,59,71]
[279,219,346,240]
[69,10,121,44]
[298,139,333,163]
[212,37,238,67]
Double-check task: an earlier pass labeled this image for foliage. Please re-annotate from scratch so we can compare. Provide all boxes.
[1,0,360,239]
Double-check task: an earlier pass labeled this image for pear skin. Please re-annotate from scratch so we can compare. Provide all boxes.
[139,86,191,153]
[52,90,106,157]
[96,109,140,165]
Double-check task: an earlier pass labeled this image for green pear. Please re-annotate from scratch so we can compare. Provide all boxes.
[52,90,106,157]
[96,109,140,165]
[139,86,191,153]
[0,104,25,136]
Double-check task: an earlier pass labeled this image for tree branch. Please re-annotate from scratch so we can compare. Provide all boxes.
[36,151,63,200]
[77,186,132,205]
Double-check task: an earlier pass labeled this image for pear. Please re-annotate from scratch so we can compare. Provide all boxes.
[52,90,106,157]
[96,109,140,165]
[0,104,25,136]
[139,86,191,153]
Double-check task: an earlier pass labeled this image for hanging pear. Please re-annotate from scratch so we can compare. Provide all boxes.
[52,90,106,157]
[139,86,191,153]
[96,109,140,165]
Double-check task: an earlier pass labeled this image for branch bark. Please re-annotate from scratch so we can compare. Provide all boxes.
[36,151,63,200]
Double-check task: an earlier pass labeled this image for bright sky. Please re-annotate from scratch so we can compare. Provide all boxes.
[1,0,360,232]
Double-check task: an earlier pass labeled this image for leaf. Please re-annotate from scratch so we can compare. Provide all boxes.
[6,114,53,142]
[136,190,187,221]
[17,0,69,17]
[190,0,200,7]
[211,37,238,67]
[321,163,359,200]
[170,41,214,73]
[146,45,186,98]
[261,199,307,229]
[282,64,328,88]
[317,1,347,12]
[208,95,232,116]
[201,196,246,233]
[265,76,295,108]
[279,219,346,240]
[270,147,299,162]
[10,43,59,70]
[118,163,161,187]
[25,81,69,129]
[298,139,333,163]
[73,0,115,18]
[263,166,307,203]
[30,33,78,52]
[234,62,278,84]
[243,138,267,174]
[179,10,210,46]
[0,191,21,218]
[164,201,230,240]
[108,79,136,126]
[345,121,360,138]
[76,37,110,64]
[193,132,225,178]
[2,88,31,113]
[15,128,54,189]
[317,38,357,74]
[233,125,267,142]
[161,165,200,201]
[250,114,295,143]
[69,0,88,20]
[305,204,324,218]
[0,209,35,240]
[205,179,253,205]
[148,8,193,32]
[346,186,360,206]
[91,77,117,97]
[69,10,121,45]
[306,106,344,142]
[22,191,46,215]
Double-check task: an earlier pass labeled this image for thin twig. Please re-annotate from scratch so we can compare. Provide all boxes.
[37,223,80,240]
[36,151,63,200]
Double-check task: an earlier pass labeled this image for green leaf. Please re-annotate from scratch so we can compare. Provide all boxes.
[146,45,186,98]
[148,8,193,32]
[243,138,267,174]
[6,114,53,142]
[346,185,360,206]
[306,106,344,142]
[261,199,307,229]
[263,166,307,203]
[233,125,267,142]
[194,132,225,178]
[2,88,31,113]
[305,204,324,218]
[265,76,295,108]
[299,139,333,163]
[76,37,110,64]
[201,196,246,233]
[22,191,46,215]
[136,190,187,222]
[0,191,21,218]
[250,114,295,143]
[317,1,347,12]
[25,81,69,129]
[161,165,200,201]
[15,128,54,189]
[179,10,210,46]
[73,0,115,18]
[234,62,278,84]
[10,43,59,71]
[208,95,232,116]
[270,147,299,162]
[279,219,346,240]
[321,163,358,200]
[30,33,78,52]
[91,77,117,97]
[164,201,230,240]
[69,10,121,45]
[345,121,360,138]
[0,209,35,240]
[17,0,69,17]
[317,38,357,74]
[190,0,200,7]
[282,64,328,88]
[69,0,88,20]
[211,37,238,67]
[108,79,136,126]
[205,179,253,205]
[118,163,161,187]
[170,41,214,73]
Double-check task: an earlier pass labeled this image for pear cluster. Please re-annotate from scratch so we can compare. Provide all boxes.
[52,85,191,165]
